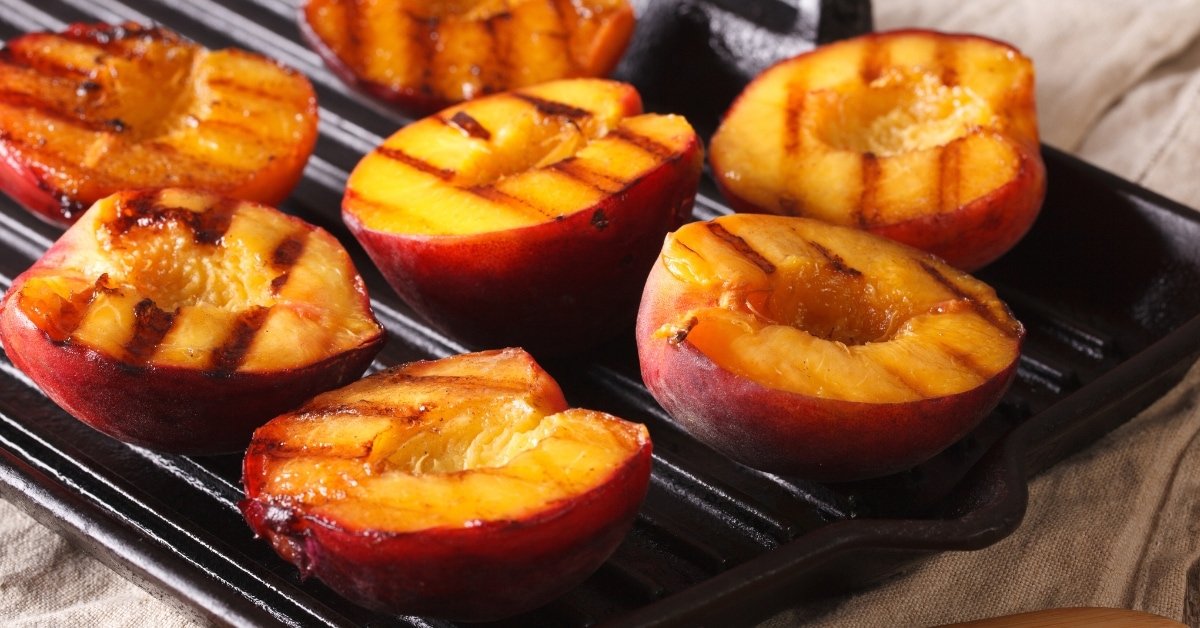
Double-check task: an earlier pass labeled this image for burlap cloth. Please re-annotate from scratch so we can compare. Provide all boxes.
[5,0,1200,625]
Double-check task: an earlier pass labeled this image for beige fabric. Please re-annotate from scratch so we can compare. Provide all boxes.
[5,0,1200,625]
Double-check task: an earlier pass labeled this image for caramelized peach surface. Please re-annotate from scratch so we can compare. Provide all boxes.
[241,348,652,620]
[15,189,381,372]
[637,214,1023,480]
[343,78,703,355]
[709,29,1045,271]
[301,0,635,114]
[0,189,384,453]
[0,22,318,225]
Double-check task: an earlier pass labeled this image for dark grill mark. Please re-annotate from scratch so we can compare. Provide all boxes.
[861,36,886,83]
[707,223,776,274]
[514,93,592,120]
[345,0,364,75]
[0,90,123,134]
[0,43,96,79]
[270,273,290,295]
[271,236,306,270]
[103,191,237,245]
[938,137,964,212]
[549,158,627,193]
[942,346,992,378]
[211,306,271,373]
[918,260,1018,338]
[33,276,109,343]
[269,233,306,294]
[205,77,290,103]
[783,77,806,155]
[467,185,553,220]
[482,11,514,94]
[857,152,880,228]
[876,362,926,395]
[375,146,456,180]
[608,128,675,160]
[445,110,491,140]
[123,299,176,365]
[808,241,862,276]
[381,370,532,395]
[936,39,959,87]
[410,14,439,98]
[778,195,803,217]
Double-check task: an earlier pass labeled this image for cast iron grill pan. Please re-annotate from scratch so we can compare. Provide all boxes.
[1,0,1199,626]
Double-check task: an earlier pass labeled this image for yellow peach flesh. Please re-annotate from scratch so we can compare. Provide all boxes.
[346,80,698,236]
[251,350,648,532]
[655,216,1021,403]
[14,190,380,372]
[0,28,315,208]
[709,31,1037,228]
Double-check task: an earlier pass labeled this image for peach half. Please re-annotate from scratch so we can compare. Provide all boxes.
[240,348,652,621]
[0,188,385,454]
[0,22,319,226]
[636,214,1024,481]
[300,0,636,116]
[343,78,703,356]
[709,29,1045,272]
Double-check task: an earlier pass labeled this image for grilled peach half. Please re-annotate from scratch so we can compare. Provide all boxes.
[0,22,318,226]
[636,214,1023,481]
[240,348,652,621]
[0,188,385,454]
[343,78,703,356]
[300,0,635,115]
[709,29,1045,272]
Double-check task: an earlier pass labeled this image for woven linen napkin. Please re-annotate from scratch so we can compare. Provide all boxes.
[5,0,1200,625]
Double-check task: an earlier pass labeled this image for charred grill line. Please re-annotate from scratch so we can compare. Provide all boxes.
[936,39,959,87]
[374,146,456,180]
[783,77,805,156]
[38,279,104,343]
[444,110,492,140]
[269,274,289,295]
[483,10,514,94]
[269,232,306,294]
[0,45,94,79]
[271,235,306,270]
[607,128,676,160]
[410,13,439,99]
[706,223,777,274]
[857,152,880,228]
[549,0,581,67]
[938,137,964,213]
[196,197,240,245]
[123,299,176,365]
[513,93,592,119]
[549,158,627,193]
[204,75,292,103]
[467,185,555,220]
[345,0,365,76]
[211,305,271,373]
[0,90,127,135]
[104,191,237,245]
[918,260,1020,338]
[861,35,886,83]
[807,241,862,276]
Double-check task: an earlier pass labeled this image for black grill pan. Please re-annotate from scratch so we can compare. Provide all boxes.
[2,1,1200,627]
